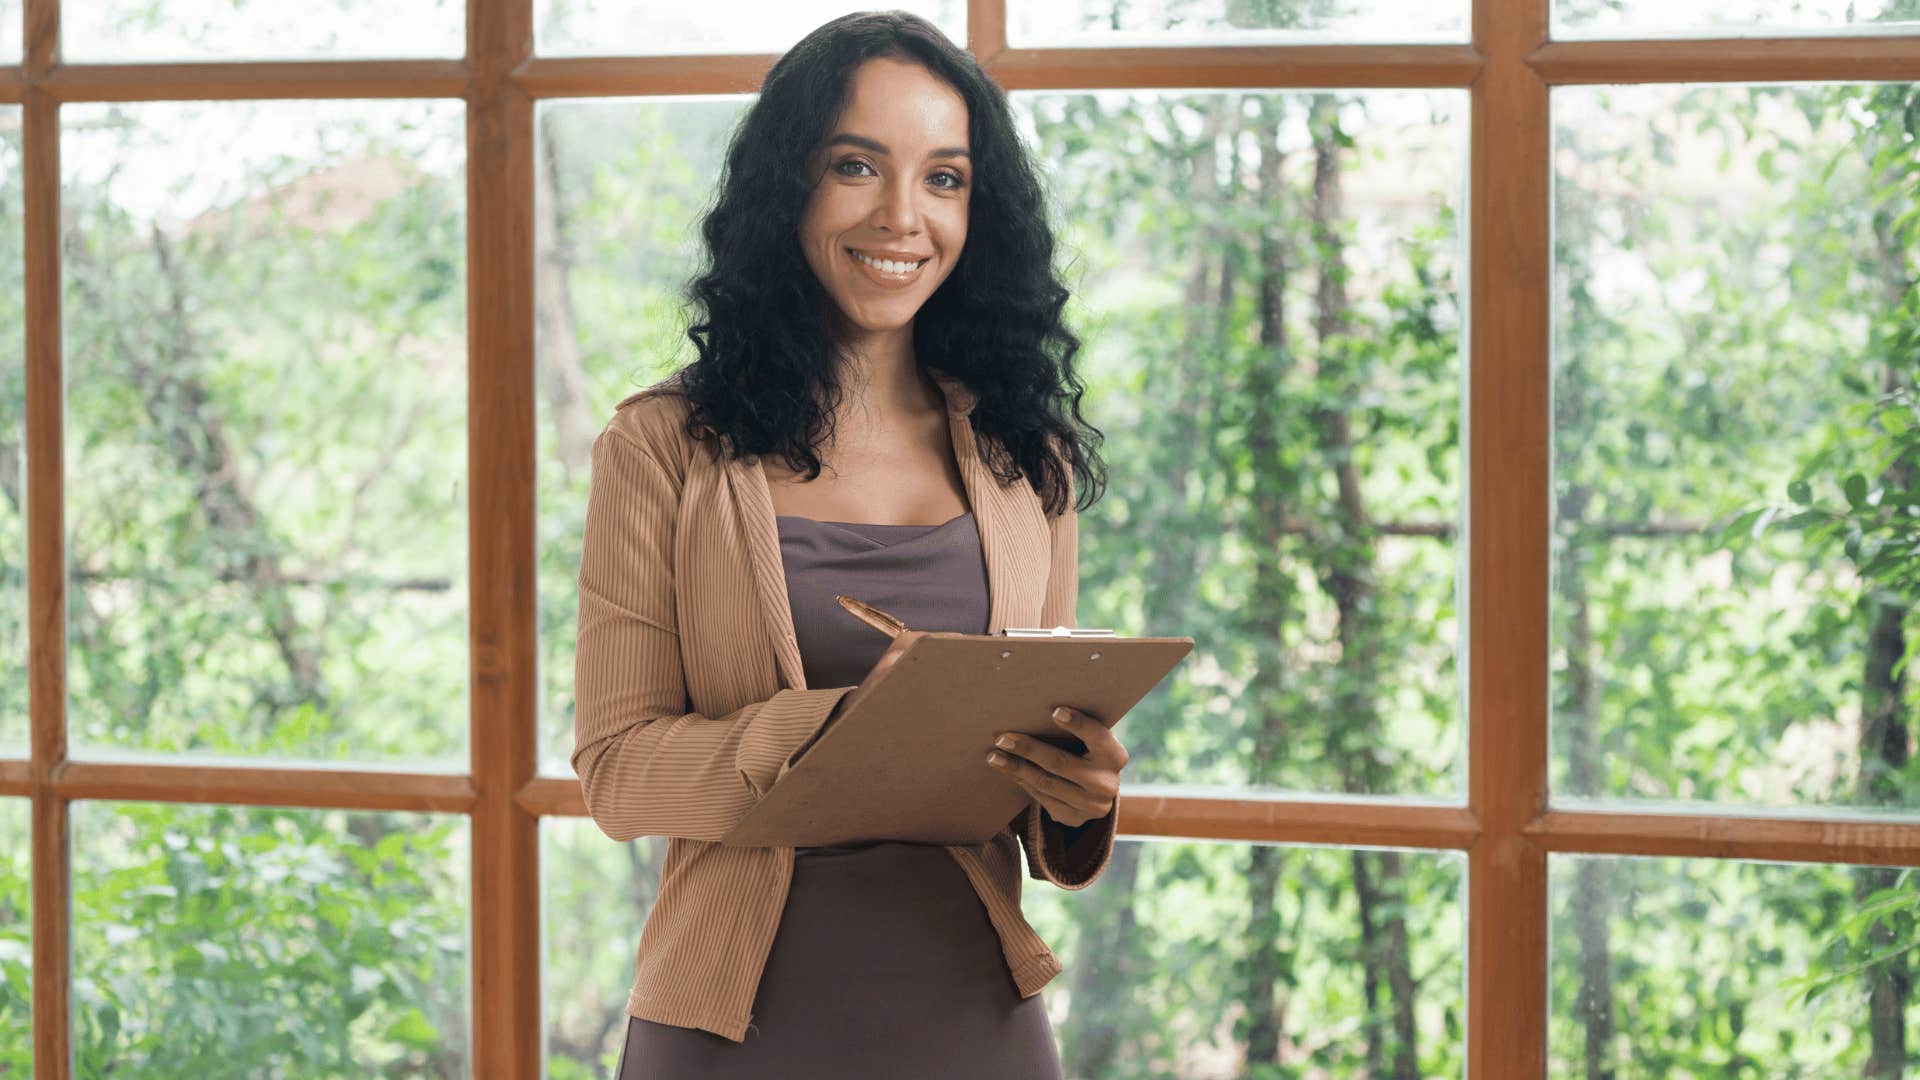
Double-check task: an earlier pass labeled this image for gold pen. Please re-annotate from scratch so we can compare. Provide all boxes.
[835,594,910,639]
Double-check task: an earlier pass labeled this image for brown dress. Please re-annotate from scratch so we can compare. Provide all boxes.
[613,511,1065,1080]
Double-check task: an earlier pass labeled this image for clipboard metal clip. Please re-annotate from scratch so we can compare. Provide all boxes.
[835,594,1117,639]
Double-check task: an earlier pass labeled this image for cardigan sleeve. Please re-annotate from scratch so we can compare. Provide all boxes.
[1016,458,1120,890]
[571,422,856,844]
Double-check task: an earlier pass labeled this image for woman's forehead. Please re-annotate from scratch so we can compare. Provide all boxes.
[832,58,969,149]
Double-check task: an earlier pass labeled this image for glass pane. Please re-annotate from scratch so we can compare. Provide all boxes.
[1551,84,1920,812]
[541,817,668,1075]
[1029,840,1463,1077]
[0,799,27,1075]
[541,827,1464,1077]
[72,801,469,1075]
[1552,854,1920,1075]
[536,1,966,57]
[1012,0,1468,45]
[535,97,752,777]
[1016,90,1465,798]
[0,105,22,757]
[1554,0,1920,40]
[0,2,18,65]
[64,0,462,62]
[62,100,469,769]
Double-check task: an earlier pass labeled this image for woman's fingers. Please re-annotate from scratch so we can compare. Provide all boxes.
[1050,707,1129,770]
[984,707,1128,827]
[987,742,1113,822]
[994,762,1099,826]
[994,738,1117,802]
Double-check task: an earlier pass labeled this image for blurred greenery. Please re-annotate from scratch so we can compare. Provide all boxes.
[0,798,26,1074]
[1546,71,1920,1080]
[68,803,468,1077]
[58,99,469,770]
[2,98,474,1076]
[0,103,24,757]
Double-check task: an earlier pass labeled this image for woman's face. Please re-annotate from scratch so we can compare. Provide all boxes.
[798,56,971,345]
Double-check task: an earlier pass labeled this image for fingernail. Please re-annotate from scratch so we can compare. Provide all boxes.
[987,752,1004,765]
[1052,707,1070,724]
[995,735,1014,749]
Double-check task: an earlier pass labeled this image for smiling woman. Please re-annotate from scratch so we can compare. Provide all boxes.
[571,9,1111,1080]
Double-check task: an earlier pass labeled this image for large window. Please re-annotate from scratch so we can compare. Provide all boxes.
[3,1,1916,1076]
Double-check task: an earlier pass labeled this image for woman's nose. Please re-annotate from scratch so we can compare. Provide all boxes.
[869,176,923,234]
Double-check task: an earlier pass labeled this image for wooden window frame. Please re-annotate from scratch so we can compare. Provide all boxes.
[3,0,1917,1074]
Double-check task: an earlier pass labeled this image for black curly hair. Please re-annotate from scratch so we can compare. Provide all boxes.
[665,9,1104,517]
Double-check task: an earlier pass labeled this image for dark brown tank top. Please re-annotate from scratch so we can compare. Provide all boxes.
[774,511,990,689]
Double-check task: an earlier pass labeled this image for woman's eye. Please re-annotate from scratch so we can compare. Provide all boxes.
[832,159,964,189]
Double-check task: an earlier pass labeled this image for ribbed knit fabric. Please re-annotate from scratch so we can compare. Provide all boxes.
[571,367,1118,1043]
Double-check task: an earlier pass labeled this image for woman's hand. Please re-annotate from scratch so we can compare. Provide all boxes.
[986,706,1129,828]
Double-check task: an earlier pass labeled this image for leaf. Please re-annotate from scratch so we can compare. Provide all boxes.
[1843,473,1869,511]
[385,1005,439,1046]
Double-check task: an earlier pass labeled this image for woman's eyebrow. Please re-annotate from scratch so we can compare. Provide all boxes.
[826,132,970,160]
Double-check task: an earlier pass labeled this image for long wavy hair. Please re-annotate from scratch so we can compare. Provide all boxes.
[665,9,1103,517]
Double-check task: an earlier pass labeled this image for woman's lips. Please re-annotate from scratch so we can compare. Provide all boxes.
[847,247,928,289]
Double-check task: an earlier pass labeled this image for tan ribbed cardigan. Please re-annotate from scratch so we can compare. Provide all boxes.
[571,366,1119,1043]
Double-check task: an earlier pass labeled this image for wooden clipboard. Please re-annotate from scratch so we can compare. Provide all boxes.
[720,597,1194,848]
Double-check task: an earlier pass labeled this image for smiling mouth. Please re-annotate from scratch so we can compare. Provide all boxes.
[847,248,929,276]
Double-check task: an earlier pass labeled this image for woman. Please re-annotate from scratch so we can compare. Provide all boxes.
[571,11,1124,1078]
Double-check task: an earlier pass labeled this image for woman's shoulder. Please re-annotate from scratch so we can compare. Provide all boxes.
[603,373,697,468]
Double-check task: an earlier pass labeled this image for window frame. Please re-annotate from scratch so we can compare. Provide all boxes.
[3,0,1918,1074]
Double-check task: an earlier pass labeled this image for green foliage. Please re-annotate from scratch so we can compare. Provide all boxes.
[0,100,477,1076]
[1552,73,1920,1078]
[69,803,468,1078]
[0,799,29,1075]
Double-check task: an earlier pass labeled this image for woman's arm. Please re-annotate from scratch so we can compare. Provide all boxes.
[572,423,855,844]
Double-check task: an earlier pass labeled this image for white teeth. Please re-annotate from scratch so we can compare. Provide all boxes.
[851,250,925,275]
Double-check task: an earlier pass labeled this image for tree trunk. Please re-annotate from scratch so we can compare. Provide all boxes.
[1857,358,1912,1079]
[535,121,602,484]
[1240,94,1297,1072]
[1854,596,1909,1078]
[65,225,333,726]
[1856,196,1913,1069]
[1554,400,1615,1077]
[1304,93,1420,1078]
[1060,97,1228,1080]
